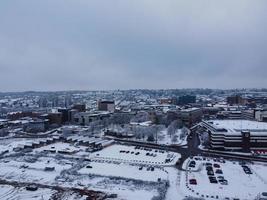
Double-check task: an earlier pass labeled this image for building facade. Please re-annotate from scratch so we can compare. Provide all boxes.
[201,120,267,151]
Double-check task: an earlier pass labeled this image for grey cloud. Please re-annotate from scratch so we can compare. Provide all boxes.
[0,0,266,91]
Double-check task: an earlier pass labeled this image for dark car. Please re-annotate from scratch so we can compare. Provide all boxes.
[219,179,228,185]
[207,171,214,176]
[206,166,213,171]
[206,162,212,166]
[213,163,220,168]
[189,161,196,168]
[215,169,223,174]
[209,177,218,184]
[189,179,197,185]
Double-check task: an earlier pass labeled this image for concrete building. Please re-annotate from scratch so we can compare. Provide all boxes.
[72,104,86,112]
[25,119,49,133]
[242,110,255,120]
[48,112,62,125]
[181,108,203,127]
[68,109,78,123]
[178,95,196,105]
[227,95,244,105]
[159,98,177,105]
[58,108,71,123]
[255,109,267,122]
[201,120,267,151]
[98,100,115,112]
[74,112,111,126]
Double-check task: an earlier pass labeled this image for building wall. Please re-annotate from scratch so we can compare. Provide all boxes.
[255,110,267,122]
[181,108,203,127]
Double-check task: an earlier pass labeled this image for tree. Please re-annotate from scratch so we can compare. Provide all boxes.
[147,134,155,142]
[167,120,180,138]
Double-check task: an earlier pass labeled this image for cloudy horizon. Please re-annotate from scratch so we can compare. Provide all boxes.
[0,0,266,92]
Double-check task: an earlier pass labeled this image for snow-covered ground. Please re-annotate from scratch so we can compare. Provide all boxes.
[67,175,161,200]
[34,142,88,156]
[79,161,168,182]
[0,143,174,200]
[0,185,53,200]
[0,138,42,154]
[0,156,73,185]
[3,138,267,200]
[0,184,88,200]
[180,156,267,200]
[90,144,181,166]
[157,129,187,146]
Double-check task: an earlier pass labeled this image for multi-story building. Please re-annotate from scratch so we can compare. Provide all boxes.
[227,95,244,105]
[98,100,115,112]
[201,120,267,151]
[74,112,111,126]
[181,108,203,127]
[72,104,86,112]
[47,112,63,125]
[242,110,255,120]
[178,95,196,105]
[255,109,267,122]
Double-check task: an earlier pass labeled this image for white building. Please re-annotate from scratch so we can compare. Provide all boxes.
[201,120,267,151]
[255,109,267,122]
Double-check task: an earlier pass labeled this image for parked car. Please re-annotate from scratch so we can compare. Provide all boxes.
[242,165,253,174]
[215,169,223,174]
[207,170,214,176]
[189,179,197,185]
[206,162,212,166]
[219,179,228,185]
[189,161,196,168]
[209,177,218,184]
[26,185,38,191]
[206,166,213,171]
[213,163,220,168]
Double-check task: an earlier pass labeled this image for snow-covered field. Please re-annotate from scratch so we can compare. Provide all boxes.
[0,156,73,185]
[0,184,88,200]
[157,129,187,146]
[0,185,53,200]
[4,138,267,200]
[67,175,162,200]
[0,138,42,154]
[0,143,174,200]
[79,161,168,182]
[181,156,267,200]
[90,144,180,166]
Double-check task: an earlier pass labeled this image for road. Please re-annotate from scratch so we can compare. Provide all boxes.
[115,128,267,170]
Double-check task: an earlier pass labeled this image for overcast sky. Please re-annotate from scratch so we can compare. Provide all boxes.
[0,0,266,91]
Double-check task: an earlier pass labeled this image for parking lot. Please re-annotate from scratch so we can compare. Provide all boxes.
[90,144,181,166]
[182,156,267,199]
[79,161,168,182]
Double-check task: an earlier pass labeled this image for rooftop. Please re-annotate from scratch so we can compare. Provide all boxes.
[206,120,267,134]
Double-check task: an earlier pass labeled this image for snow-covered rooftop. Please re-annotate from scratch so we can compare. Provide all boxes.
[207,120,267,134]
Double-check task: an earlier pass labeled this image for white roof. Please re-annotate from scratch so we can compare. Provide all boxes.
[207,120,267,135]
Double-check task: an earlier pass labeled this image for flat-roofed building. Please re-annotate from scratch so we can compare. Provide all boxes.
[181,108,203,127]
[74,111,111,126]
[201,120,267,151]
[98,100,115,112]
